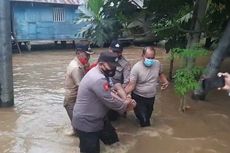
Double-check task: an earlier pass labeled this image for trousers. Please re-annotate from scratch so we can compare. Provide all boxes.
[132,93,155,127]
[77,119,119,153]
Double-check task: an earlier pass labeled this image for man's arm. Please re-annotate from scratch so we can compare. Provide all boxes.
[159,73,169,90]
[92,78,133,114]
[113,83,127,100]
[111,91,136,111]
[125,64,138,95]
[125,80,136,95]
[158,63,169,90]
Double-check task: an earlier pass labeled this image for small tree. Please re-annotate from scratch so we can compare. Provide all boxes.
[76,0,121,47]
[76,0,139,47]
[172,47,207,111]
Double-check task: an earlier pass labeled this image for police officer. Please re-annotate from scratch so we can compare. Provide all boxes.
[109,40,131,86]
[72,51,136,153]
[63,45,94,135]
[108,40,131,121]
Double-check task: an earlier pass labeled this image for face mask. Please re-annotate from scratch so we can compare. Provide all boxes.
[104,68,116,77]
[112,51,122,59]
[144,58,155,67]
[118,55,122,59]
[79,57,88,65]
[103,65,116,77]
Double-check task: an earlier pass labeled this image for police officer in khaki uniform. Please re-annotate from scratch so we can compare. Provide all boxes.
[64,45,94,134]
[108,40,131,120]
[72,51,136,153]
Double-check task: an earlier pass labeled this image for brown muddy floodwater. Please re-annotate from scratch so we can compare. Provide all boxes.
[0,46,230,153]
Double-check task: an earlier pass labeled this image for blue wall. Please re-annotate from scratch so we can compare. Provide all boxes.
[11,2,85,41]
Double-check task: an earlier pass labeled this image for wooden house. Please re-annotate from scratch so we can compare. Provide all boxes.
[10,0,86,50]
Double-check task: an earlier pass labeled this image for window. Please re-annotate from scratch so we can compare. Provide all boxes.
[53,7,65,22]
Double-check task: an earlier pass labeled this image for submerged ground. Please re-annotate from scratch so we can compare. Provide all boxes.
[0,46,230,153]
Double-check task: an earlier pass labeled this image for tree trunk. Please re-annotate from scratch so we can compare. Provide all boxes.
[179,95,186,112]
[186,0,208,68]
[186,0,208,48]
[193,21,230,100]
[204,37,212,49]
[169,53,174,81]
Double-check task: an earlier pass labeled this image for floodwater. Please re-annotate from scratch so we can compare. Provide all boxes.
[1,46,230,153]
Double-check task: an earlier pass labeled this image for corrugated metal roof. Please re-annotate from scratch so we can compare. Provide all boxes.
[11,0,84,5]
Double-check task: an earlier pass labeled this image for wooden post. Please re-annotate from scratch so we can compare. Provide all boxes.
[0,0,14,107]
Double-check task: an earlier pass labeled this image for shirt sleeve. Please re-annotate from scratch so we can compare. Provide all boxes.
[91,78,127,114]
[123,62,131,86]
[130,64,138,83]
[71,67,84,86]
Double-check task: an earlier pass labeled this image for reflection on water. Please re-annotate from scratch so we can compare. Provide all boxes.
[0,47,230,153]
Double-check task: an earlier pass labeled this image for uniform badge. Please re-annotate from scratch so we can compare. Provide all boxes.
[115,43,120,47]
[103,83,110,91]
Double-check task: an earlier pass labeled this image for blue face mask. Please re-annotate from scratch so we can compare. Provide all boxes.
[144,58,155,67]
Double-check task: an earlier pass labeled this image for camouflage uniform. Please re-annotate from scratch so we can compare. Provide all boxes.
[112,56,131,86]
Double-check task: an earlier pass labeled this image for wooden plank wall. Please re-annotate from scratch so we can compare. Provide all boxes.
[11,2,85,41]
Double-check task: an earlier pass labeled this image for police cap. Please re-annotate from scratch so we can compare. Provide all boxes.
[76,45,94,55]
[98,51,119,66]
[109,40,123,52]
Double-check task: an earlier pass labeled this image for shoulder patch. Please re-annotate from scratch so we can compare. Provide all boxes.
[103,82,110,91]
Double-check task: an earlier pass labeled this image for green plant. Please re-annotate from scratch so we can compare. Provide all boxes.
[76,0,121,47]
[172,47,207,111]
[76,0,150,46]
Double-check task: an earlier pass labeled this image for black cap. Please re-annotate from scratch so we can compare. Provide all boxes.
[75,45,94,55]
[98,51,119,66]
[109,40,123,52]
